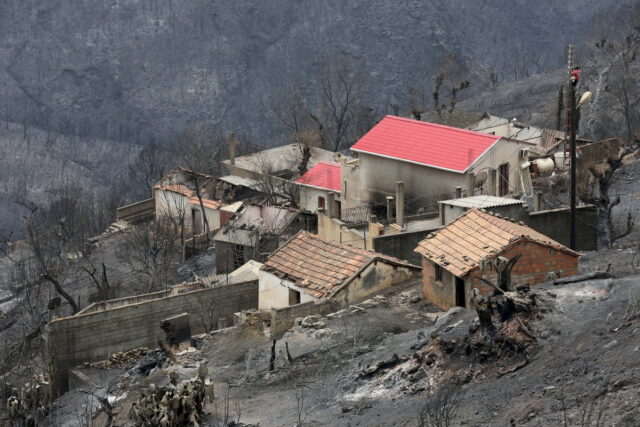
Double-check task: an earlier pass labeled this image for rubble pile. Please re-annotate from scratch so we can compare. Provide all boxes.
[89,347,150,369]
[236,309,264,330]
[128,368,214,426]
[6,377,51,426]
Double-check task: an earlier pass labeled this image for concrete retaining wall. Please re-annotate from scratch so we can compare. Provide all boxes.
[44,281,258,395]
[373,228,439,265]
[526,205,597,251]
[116,198,155,222]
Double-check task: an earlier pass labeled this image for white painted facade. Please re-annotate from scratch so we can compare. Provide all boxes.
[258,270,316,310]
[154,188,222,234]
[299,185,340,213]
[342,138,532,209]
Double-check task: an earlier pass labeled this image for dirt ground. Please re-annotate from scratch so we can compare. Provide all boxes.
[53,267,640,426]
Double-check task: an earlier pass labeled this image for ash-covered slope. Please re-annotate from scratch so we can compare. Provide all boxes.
[0,121,143,237]
[0,0,630,145]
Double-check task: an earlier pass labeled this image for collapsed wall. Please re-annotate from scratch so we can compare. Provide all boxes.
[44,281,258,396]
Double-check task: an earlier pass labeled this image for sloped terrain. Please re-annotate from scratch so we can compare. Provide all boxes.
[0,121,144,237]
[0,0,632,145]
[40,267,640,426]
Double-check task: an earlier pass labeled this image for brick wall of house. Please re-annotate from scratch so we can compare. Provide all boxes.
[469,240,579,295]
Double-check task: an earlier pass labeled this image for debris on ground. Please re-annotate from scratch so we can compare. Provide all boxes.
[88,347,150,369]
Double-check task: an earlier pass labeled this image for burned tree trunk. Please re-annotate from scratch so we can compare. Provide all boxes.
[580,140,638,249]
[474,255,536,346]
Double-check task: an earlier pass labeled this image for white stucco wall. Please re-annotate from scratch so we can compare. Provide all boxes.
[155,189,221,234]
[344,139,531,208]
[345,152,467,207]
[300,186,337,212]
[469,138,531,196]
[258,270,316,310]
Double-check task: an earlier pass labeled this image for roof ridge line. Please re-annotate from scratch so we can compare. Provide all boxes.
[384,115,501,141]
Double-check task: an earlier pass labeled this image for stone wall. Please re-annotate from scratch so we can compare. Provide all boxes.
[44,281,258,395]
[269,300,340,339]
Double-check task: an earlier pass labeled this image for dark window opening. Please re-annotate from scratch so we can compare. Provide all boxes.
[335,200,342,219]
[289,288,301,305]
[192,209,203,234]
[434,264,443,282]
[498,163,510,196]
[455,276,466,308]
[318,196,325,209]
[232,244,246,269]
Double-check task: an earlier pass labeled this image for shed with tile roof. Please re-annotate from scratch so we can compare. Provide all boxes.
[294,162,342,213]
[259,231,419,310]
[415,208,579,310]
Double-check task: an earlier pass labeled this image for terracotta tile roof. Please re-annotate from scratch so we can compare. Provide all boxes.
[415,208,579,277]
[350,115,500,172]
[262,231,416,299]
[295,162,341,191]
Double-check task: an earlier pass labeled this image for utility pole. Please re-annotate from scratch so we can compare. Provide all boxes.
[567,44,577,250]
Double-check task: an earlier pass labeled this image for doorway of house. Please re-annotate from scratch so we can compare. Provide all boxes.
[455,276,466,307]
[192,208,203,234]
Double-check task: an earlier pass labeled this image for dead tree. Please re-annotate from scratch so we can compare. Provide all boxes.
[81,259,116,302]
[129,144,173,198]
[432,72,471,121]
[175,125,222,245]
[416,380,466,427]
[474,255,535,340]
[117,217,181,293]
[579,139,639,249]
[316,57,367,151]
[24,209,79,314]
[585,6,640,140]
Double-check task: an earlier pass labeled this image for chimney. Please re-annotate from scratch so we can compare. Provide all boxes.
[386,196,394,223]
[395,181,404,227]
[488,169,497,196]
[228,132,237,166]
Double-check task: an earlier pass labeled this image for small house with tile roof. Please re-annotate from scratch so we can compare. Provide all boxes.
[295,161,342,213]
[415,208,579,310]
[259,231,419,310]
[154,167,231,235]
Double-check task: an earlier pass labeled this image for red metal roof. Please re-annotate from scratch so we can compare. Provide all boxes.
[295,162,341,191]
[350,116,501,172]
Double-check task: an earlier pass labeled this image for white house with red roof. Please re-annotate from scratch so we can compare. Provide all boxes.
[294,161,342,213]
[342,116,534,212]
